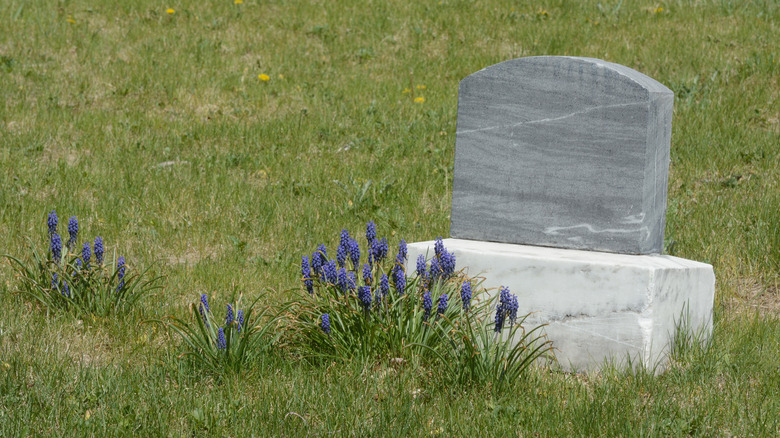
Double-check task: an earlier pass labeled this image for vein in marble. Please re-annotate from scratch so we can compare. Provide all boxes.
[544,223,651,240]
[558,321,641,349]
[456,101,644,135]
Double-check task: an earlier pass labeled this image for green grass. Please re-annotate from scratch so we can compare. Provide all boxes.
[1,0,778,435]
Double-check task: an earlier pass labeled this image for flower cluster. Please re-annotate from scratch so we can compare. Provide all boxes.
[198,294,245,349]
[494,286,520,333]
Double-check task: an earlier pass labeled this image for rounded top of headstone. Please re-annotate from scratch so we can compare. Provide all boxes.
[464,56,672,98]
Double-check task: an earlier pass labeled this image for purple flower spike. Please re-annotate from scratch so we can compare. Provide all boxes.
[366,221,376,244]
[362,263,372,286]
[50,233,62,263]
[225,304,234,326]
[67,217,78,249]
[237,309,244,332]
[461,281,472,311]
[358,286,372,312]
[437,293,448,317]
[301,256,314,294]
[348,238,360,270]
[94,237,104,265]
[116,256,126,291]
[434,237,444,259]
[82,242,91,269]
[47,210,58,235]
[422,291,432,321]
[321,313,331,335]
[416,254,426,278]
[380,274,389,298]
[217,328,226,350]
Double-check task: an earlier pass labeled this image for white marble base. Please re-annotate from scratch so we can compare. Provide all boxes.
[406,238,715,372]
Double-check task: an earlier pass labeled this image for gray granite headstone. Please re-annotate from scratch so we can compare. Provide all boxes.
[450,56,673,254]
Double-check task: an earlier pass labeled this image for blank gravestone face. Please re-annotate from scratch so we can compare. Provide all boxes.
[450,56,674,254]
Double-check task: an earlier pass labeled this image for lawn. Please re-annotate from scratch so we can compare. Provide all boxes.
[1,0,778,436]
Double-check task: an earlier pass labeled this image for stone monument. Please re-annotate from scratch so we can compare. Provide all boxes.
[406,56,715,371]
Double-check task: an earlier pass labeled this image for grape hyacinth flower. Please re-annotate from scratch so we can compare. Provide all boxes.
[337,268,351,294]
[217,328,227,350]
[429,256,442,282]
[336,243,347,268]
[508,294,519,326]
[393,267,406,295]
[379,274,389,298]
[47,210,58,236]
[495,286,512,333]
[362,263,372,286]
[422,290,432,321]
[437,293,448,318]
[440,251,456,279]
[237,310,244,332]
[301,256,314,294]
[316,244,328,267]
[200,294,210,326]
[51,272,58,290]
[82,242,91,269]
[348,238,360,270]
[416,254,426,278]
[371,237,388,265]
[321,313,331,335]
[50,233,62,263]
[62,281,70,298]
[116,257,126,291]
[397,239,407,263]
[311,249,323,277]
[366,221,376,244]
[323,260,338,286]
[434,237,444,259]
[461,281,472,312]
[358,286,372,313]
[225,304,235,327]
[94,237,104,265]
[67,216,78,250]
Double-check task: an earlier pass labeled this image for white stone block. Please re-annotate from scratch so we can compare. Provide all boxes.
[406,238,715,372]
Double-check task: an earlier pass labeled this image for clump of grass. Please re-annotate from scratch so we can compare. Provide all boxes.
[419,285,553,389]
[3,210,162,317]
[163,292,285,374]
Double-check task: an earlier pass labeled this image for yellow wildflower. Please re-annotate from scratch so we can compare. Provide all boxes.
[234,0,244,3]
[414,97,425,104]
[66,15,76,24]
[166,8,175,14]
[416,85,426,90]
[402,88,411,94]
[655,7,664,13]
[258,74,270,81]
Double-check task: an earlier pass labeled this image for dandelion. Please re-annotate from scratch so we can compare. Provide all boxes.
[402,88,411,94]
[67,217,78,250]
[66,16,76,24]
[437,293,448,317]
[225,304,235,326]
[166,8,175,14]
[50,233,62,263]
[234,0,244,3]
[321,314,331,334]
[258,74,270,81]
[461,281,472,311]
[47,210,58,236]
[422,290,432,321]
[217,328,227,350]
[94,237,104,265]
[414,97,425,104]
[416,84,426,90]
[82,242,91,269]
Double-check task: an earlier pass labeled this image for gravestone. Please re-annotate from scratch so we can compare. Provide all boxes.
[451,56,672,254]
[406,56,715,371]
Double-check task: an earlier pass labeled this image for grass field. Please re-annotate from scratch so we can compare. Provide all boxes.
[1,0,778,435]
